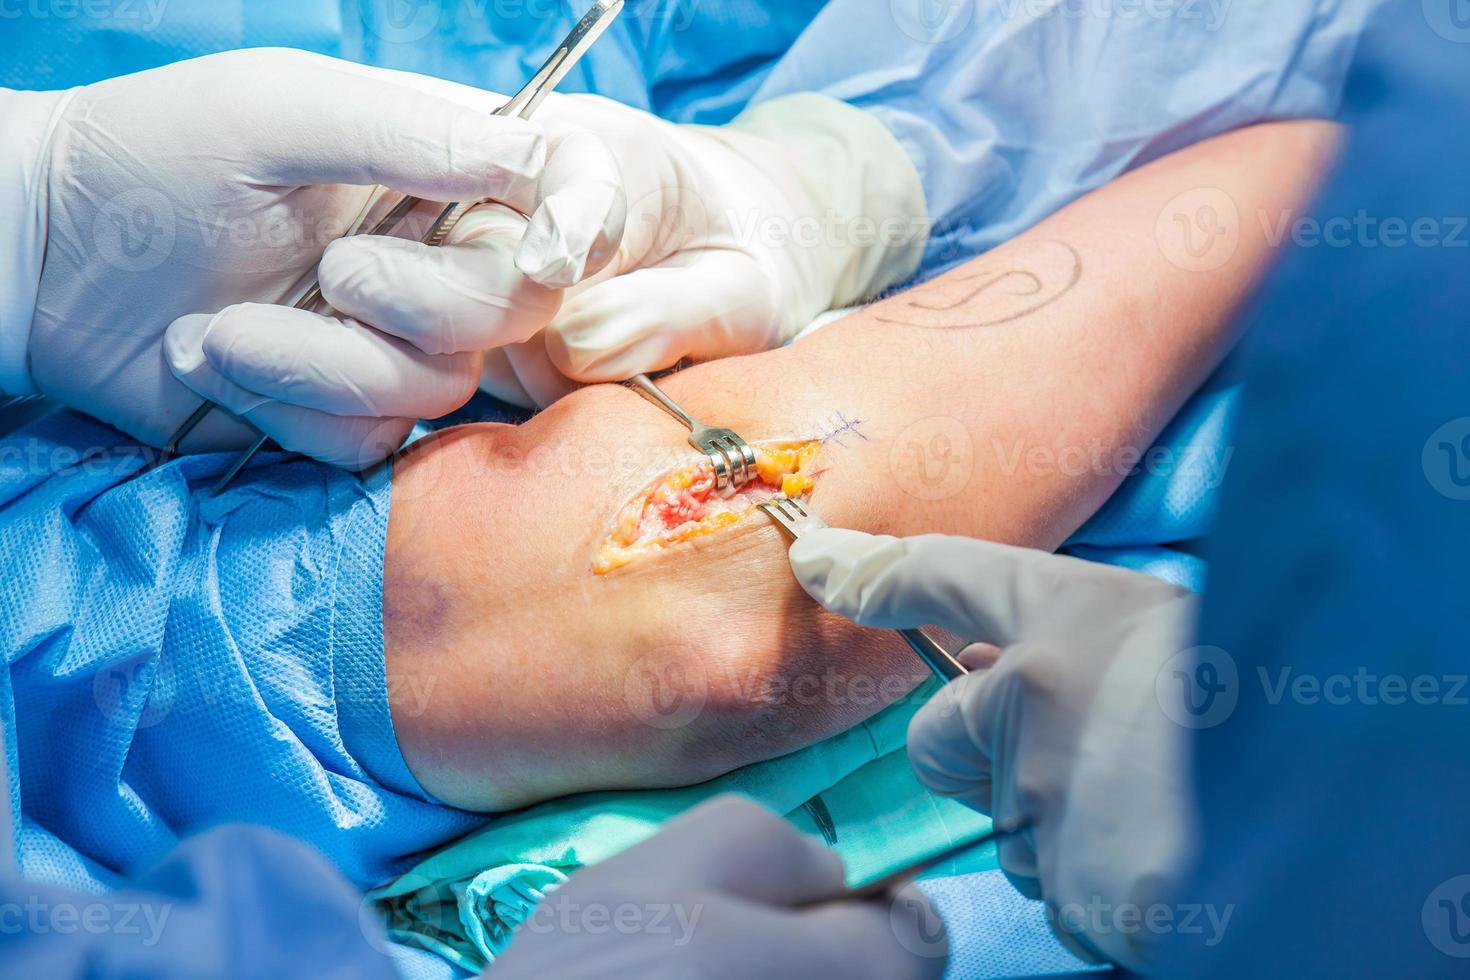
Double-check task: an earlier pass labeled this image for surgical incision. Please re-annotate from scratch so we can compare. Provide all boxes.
[594,442,822,574]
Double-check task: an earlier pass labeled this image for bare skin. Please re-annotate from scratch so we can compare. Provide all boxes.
[384,120,1340,812]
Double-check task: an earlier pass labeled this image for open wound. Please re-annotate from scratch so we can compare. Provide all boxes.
[594,441,821,574]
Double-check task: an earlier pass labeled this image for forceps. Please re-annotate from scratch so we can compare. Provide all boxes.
[759,496,971,682]
[162,0,625,494]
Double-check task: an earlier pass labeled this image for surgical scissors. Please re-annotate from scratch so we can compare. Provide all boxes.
[162,0,625,494]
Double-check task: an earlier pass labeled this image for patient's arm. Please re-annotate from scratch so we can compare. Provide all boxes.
[385,121,1338,811]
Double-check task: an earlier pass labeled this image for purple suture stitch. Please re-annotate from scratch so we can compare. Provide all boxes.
[818,410,869,447]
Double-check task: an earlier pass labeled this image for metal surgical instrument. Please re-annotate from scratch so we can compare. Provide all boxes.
[626,373,759,491]
[162,0,625,494]
[758,496,972,682]
[818,817,1032,906]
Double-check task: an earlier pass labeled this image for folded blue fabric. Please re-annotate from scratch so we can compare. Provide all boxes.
[1063,380,1240,592]
[0,0,820,124]
[0,413,483,891]
[752,0,1377,278]
[918,870,1103,979]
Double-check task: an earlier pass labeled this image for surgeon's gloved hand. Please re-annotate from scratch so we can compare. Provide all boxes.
[2,48,620,468]
[789,529,1204,973]
[489,796,947,980]
[321,89,929,408]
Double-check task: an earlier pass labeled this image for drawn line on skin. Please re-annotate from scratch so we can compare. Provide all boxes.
[874,241,1084,329]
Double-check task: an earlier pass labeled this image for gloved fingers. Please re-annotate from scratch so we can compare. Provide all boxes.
[166,313,415,468]
[475,330,583,408]
[593,796,846,907]
[906,669,996,804]
[997,834,1041,897]
[1040,898,1111,967]
[512,128,627,288]
[789,527,1171,647]
[957,642,1002,671]
[241,401,415,470]
[166,304,482,420]
[253,52,546,205]
[318,204,561,355]
[764,885,948,979]
[543,250,778,381]
[1002,866,1044,903]
[908,636,1063,811]
[502,337,583,408]
[166,311,283,418]
[478,347,536,409]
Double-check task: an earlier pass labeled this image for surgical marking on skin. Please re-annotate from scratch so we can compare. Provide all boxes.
[876,241,1083,329]
[908,269,1043,311]
[818,411,869,448]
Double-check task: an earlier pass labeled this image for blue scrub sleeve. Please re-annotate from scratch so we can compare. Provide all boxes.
[0,0,824,125]
[752,0,1382,275]
[1162,9,1470,974]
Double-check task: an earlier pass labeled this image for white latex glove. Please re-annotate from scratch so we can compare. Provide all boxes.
[789,528,1205,973]
[321,90,929,408]
[0,48,621,467]
[488,795,947,980]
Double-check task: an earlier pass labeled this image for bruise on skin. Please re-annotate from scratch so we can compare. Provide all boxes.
[382,564,454,646]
